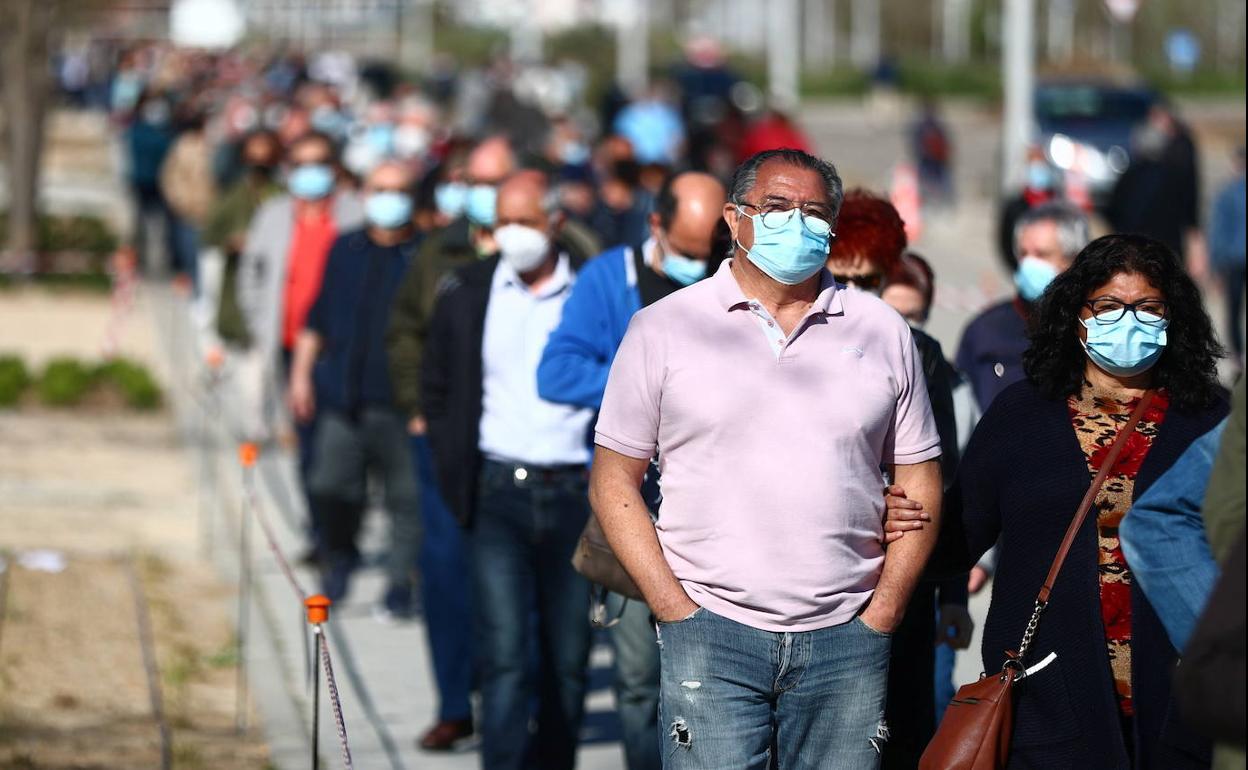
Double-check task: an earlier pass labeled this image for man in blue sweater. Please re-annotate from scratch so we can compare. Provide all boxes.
[537,171,726,770]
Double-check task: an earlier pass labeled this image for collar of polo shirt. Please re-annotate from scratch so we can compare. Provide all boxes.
[711,258,844,317]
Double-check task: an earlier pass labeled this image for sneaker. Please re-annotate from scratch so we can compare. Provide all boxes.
[372,583,415,624]
[417,718,474,752]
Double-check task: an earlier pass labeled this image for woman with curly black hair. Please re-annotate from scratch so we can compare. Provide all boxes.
[892,234,1228,768]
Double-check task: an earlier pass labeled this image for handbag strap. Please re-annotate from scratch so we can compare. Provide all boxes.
[1015,388,1156,664]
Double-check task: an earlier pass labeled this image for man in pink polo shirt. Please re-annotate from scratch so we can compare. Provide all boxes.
[589,149,944,769]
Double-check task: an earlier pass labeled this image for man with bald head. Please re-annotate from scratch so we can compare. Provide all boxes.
[537,170,727,770]
[287,160,422,613]
[422,171,596,769]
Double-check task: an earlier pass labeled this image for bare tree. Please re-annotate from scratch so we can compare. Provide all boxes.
[0,0,58,270]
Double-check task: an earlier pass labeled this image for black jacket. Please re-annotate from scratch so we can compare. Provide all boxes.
[422,253,585,526]
[1175,529,1246,748]
[937,379,1227,770]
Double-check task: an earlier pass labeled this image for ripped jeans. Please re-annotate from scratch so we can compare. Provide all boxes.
[656,606,891,770]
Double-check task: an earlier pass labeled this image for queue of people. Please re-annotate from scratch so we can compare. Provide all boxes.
[104,40,1245,770]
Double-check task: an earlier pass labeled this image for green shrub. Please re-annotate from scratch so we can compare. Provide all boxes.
[0,355,30,407]
[36,358,94,407]
[95,357,163,410]
[0,212,119,257]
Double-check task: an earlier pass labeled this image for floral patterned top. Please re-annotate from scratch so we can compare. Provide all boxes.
[1068,384,1170,719]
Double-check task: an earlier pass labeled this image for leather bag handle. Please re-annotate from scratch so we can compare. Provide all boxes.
[1037,389,1157,605]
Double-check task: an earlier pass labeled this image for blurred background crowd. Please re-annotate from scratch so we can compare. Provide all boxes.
[0,0,1243,768]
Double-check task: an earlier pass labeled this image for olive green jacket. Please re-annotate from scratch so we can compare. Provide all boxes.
[1202,379,1245,770]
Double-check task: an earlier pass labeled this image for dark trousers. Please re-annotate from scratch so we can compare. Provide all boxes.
[411,435,475,722]
[1219,264,1245,363]
[308,408,421,590]
[882,582,938,770]
[472,460,592,770]
[282,349,324,551]
[606,592,661,770]
[170,216,200,290]
[131,183,176,275]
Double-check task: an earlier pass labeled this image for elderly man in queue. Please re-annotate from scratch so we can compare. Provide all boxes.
[538,171,728,770]
[287,160,422,612]
[422,171,596,769]
[590,149,944,768]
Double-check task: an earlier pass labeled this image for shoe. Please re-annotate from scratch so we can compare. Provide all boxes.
[297,547,323,569]
[417,718,474,752]
[321,557,355,603]
[372,583,414,624]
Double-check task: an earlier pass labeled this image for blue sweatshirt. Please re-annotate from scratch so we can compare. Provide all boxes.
[537,245,641,409]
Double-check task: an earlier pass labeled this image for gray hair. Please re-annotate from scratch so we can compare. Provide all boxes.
[1014,202,1091,261]
[728,149,845,226]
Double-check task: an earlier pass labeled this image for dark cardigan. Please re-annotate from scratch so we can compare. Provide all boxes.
[938,378,1228,770]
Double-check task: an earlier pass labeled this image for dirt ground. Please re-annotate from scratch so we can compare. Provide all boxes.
[0,287,270,769]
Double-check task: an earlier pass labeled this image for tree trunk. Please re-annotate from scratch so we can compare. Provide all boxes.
[0,0,56,272]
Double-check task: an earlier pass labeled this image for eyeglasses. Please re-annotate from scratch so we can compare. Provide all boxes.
[1083,298,1169,326]
[736,201,836,237]
[831,272,884,291]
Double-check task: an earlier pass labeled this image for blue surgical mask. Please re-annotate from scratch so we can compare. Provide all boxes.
[310,107,348,138]
[366,123,396,155]
[1027,161,1053,191]
[364,191,413,229]
[1014,256,1059,302]
[435,182,468,218]
[288,163,335,200]
[1080,311,1169,377]
[661,248,707,287]
[560,141,591,166]
[465,184,498,228]
[736,207,831,285]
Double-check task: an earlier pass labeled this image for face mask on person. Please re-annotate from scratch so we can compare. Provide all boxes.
[659,239,707,286]
[1080,311,1169,377]
[1026,161,1053,191]
[735,207,832,285]
[435,182,468,218]
[465,184,498,228]
[288,163,335,200]
[393,125,431,159]
[494,224,551,274]
[141,100,171,126]
[364,191,413,230]
[310,106,347,138]
[560,141,591,166]
[1014,256,1059,302]
[367,123,396,155]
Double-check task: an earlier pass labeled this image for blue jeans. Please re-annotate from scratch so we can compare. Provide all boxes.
[933,638,956,725]
[170,216,200,291]
[472,460,592,770]
[1120,419,1228,651]
[656,607,892,770]
[411,436,475,722]
[607,592,661,770]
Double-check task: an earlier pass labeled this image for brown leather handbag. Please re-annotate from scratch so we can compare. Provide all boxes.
[571,514,645,626]
[919,390,1156,770]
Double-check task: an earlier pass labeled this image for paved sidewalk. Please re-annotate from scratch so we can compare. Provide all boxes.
[152,288,630,770]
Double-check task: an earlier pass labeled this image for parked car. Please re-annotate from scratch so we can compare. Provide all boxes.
[1034,80,1158,207]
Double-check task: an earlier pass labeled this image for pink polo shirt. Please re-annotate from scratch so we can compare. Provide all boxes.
[595,260,940,632]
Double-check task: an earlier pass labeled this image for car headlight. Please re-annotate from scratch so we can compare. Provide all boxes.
[1048,134,1076,170]
[1080,145,1109,181]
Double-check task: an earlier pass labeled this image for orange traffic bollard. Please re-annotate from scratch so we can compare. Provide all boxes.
[239,442,259,468]
[305,594,332,625]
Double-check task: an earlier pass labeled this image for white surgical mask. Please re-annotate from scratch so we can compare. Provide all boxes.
[494,224,551,274]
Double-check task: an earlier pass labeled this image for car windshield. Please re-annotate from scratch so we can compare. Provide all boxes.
[1036,86,1153,124]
